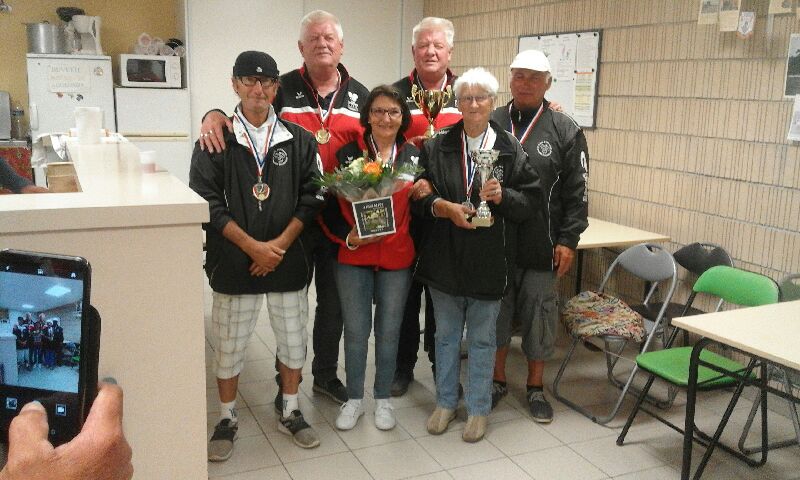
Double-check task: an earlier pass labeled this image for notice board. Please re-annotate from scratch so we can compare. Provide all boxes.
[518,30,601,128]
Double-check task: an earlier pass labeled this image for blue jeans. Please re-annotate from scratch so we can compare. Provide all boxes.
[429,287,500,416]
[335,264,411,400]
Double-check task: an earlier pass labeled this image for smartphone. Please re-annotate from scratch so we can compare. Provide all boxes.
[0,249,99,446]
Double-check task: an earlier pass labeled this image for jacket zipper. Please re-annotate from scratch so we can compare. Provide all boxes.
[547,174,559,270]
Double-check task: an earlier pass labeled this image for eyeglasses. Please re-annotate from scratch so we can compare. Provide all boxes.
[369,107,403,119]
[239,76,279,88]
[457,95,492,105]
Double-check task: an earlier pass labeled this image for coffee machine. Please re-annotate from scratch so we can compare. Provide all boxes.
[67,15,102,54]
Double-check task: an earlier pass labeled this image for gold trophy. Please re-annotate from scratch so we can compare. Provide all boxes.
[411,84,452,138]
[471,149,500,227]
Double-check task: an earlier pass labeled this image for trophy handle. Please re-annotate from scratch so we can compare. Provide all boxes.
[411,84,423,109]
[442,85,452,105]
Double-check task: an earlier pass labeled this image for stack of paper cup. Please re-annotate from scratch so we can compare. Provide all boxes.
[74,107,103,145]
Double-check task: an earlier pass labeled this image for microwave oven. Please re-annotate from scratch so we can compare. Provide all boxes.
[118,54,182,88]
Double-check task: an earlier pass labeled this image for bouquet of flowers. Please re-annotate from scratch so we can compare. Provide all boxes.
[317,153,423,237]
[316,154,423,202]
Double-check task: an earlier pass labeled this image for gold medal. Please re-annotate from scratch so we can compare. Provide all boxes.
[253,182,270,201]
[315,128,330,144]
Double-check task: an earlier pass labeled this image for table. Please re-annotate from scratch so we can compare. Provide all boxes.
[673,300,800,479]
[574,217,670,293]
[0,142,209,479]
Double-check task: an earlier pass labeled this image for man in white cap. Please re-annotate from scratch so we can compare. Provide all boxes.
[490,49,589,423]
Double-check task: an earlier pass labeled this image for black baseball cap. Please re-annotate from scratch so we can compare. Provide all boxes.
[233,51,279,78]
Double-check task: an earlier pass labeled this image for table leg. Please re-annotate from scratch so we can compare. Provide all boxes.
[575,250,584,295]
[682,340,704,479]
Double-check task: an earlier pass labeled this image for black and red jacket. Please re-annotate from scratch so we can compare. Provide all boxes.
[392,69,461,139]
[275,64,369,173]
[321,138,419,271]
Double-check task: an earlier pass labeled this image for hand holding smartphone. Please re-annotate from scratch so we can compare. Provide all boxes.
[0,249,100,446]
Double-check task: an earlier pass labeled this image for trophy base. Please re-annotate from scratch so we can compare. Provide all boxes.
[471,216,494,227]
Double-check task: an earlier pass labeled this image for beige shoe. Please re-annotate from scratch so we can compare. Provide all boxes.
[462,415,487,442]
[426,406,456,435]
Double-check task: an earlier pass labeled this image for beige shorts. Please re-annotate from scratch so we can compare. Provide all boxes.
[211,288,309,379]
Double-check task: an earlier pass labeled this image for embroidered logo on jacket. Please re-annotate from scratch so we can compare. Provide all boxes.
[410,155,419,165]
[493,165,504,182]
[272,149,288,166]
[295,91,304,99]
[537,141,552,157]
[347,92,359,111]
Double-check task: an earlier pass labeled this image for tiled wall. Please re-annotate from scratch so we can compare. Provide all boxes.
[426,0,800,308]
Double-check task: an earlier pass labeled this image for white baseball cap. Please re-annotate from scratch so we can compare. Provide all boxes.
[510,49,551,73]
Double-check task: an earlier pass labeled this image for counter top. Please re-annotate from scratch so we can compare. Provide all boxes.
[0,142,208,233]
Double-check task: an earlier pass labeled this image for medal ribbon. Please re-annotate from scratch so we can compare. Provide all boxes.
[367,135,397,168]
[509,102,545,145]
[461,126,490,201]
[234,108,275,180]
[301,69,343,132]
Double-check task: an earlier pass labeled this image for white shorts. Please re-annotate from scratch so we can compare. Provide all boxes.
[211,288,309,379]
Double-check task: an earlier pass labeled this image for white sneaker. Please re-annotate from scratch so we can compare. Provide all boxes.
[374,398,396,430]
[335,399,363,430]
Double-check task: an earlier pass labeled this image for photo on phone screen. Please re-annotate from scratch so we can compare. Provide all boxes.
[0,250,94,444]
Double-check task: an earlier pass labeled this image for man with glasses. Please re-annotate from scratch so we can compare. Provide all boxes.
[199,10,368,411]
[490,50,588,423]
[191,50,325,458]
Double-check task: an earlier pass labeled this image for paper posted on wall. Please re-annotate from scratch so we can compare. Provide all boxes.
[737,12,755,39]
[784,34,800,97]
[769,0,792,15]
[698,0,720,25]
[719,0,741,32]
[787,96,800,141]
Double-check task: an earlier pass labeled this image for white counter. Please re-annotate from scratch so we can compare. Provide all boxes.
[0,142,209,479]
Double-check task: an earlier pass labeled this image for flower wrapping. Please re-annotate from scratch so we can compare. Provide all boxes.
[316,154,423,202]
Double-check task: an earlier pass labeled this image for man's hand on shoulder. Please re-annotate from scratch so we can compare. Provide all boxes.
[199,111,233,154]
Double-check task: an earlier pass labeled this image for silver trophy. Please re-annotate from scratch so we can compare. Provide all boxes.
[471,149,499,227]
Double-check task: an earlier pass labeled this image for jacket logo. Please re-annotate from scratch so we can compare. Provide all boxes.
[347,92,359,111]
[410,155,419,165]
[295,91,304,99]
[346,155,354,162]
[492,165,504,182]
[272,149,288,166]
[537,141,552,157]
[256,66,263,73]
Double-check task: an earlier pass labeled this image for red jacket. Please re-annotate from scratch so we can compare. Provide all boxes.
[322,139,419,270]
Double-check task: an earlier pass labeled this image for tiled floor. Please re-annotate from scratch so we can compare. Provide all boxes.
[203,281,800,480]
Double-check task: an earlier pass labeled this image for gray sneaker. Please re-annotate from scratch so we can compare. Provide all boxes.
[208,418,238,461]
[491,381,507,410]
[278,410,320,449]
[527,388,553,423]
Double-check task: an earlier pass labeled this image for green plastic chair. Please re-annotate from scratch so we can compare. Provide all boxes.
[616,266,779,455]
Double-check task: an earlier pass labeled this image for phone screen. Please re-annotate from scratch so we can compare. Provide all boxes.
[0,250,92,445]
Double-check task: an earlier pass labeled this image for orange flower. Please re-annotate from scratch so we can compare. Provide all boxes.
[362,161,383,176]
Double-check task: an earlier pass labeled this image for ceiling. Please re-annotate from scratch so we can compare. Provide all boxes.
[0,271,83,313]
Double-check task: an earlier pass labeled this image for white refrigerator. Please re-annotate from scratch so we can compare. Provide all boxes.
[114,87,192,185]
[26,54,116,139]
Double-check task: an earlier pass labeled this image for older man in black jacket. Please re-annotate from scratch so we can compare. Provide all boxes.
[191,51,324,459]
[490,50,589,423]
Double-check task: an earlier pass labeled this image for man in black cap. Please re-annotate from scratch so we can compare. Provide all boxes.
[191,50,325,458]
[199,11,367,409]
